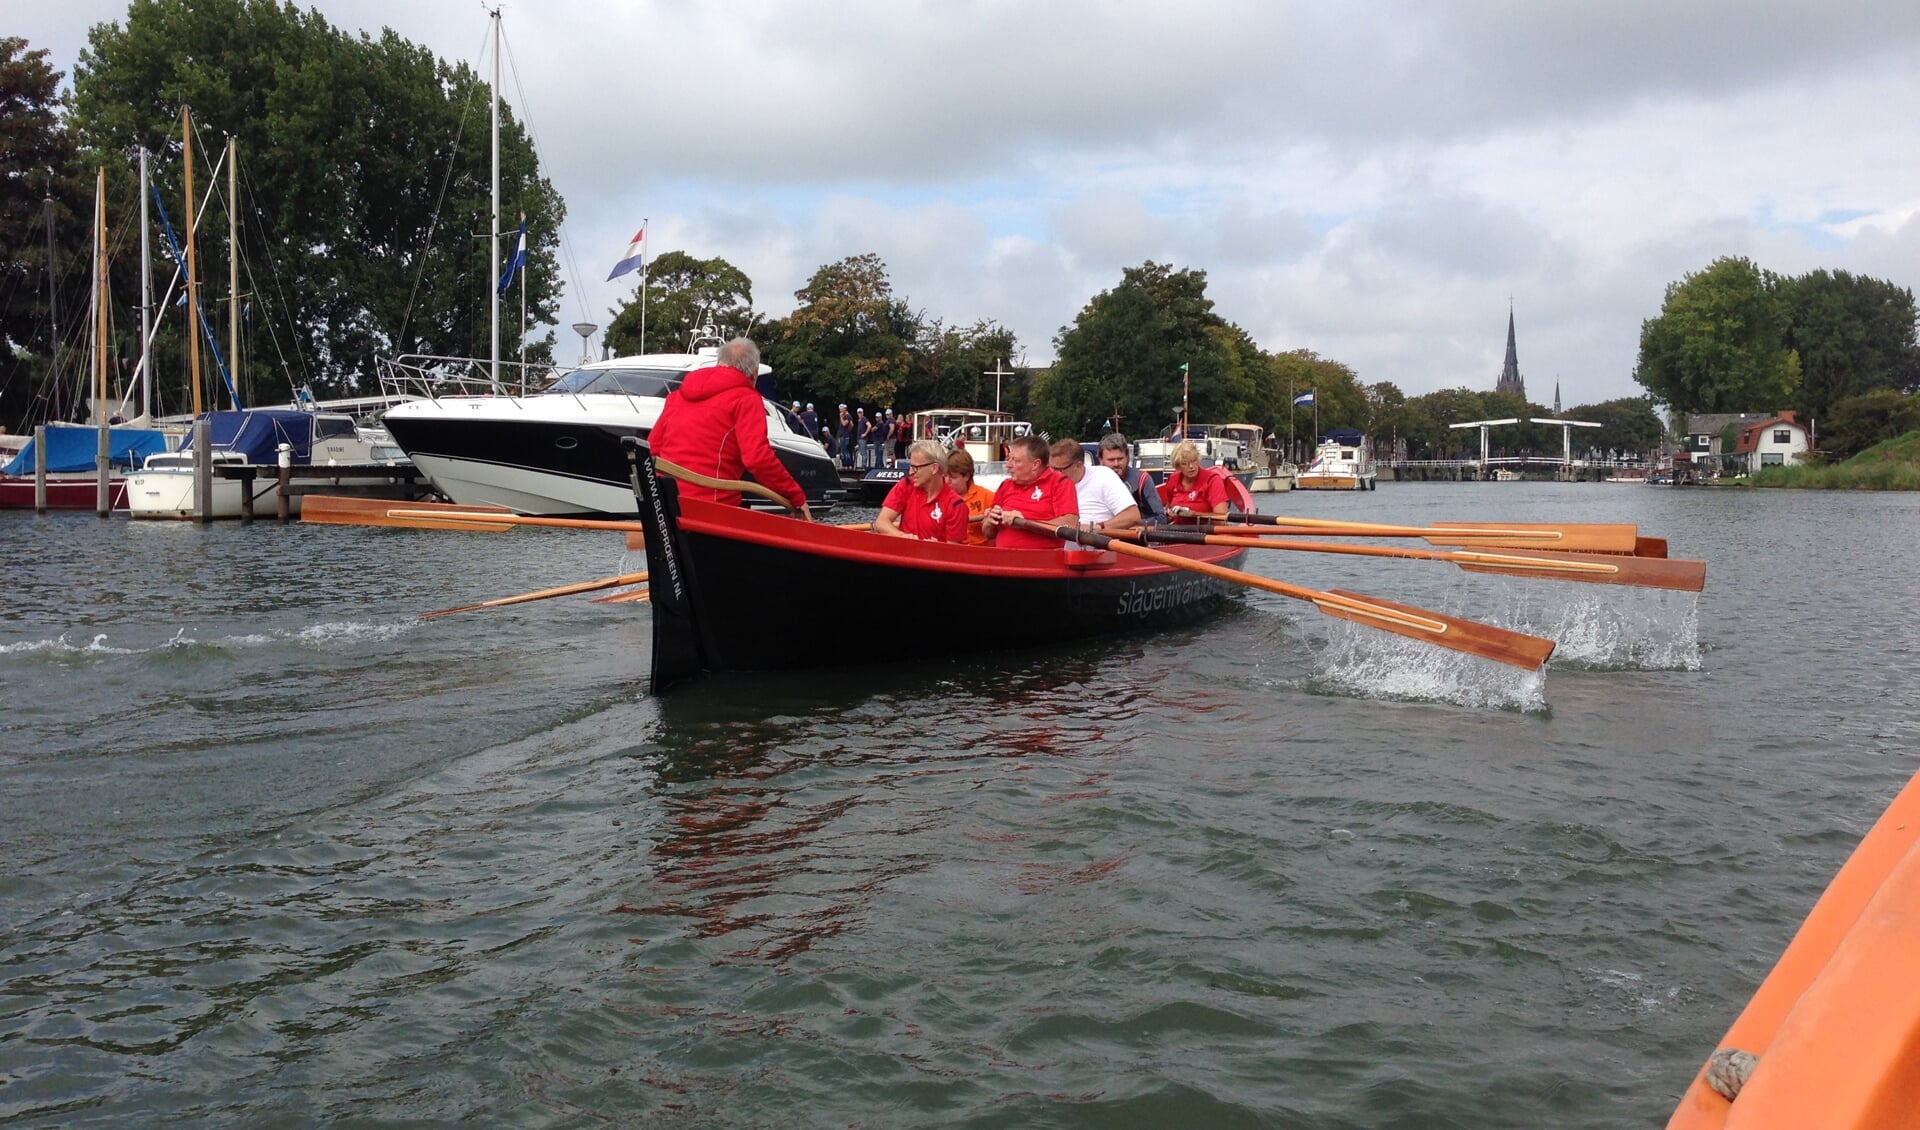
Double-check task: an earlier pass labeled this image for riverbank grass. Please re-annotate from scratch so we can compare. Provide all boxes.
[1749,430,1920,490]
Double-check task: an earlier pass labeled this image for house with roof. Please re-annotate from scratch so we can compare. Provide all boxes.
[1732,411,1812,473]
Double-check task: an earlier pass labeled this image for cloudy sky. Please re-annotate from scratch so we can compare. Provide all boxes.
[20,1,1920,406]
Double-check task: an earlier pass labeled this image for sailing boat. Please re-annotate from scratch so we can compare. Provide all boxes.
[125,123,413,520]
[0,166,169,510]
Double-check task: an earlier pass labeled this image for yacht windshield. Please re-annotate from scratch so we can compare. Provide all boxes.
[542,367,686,398]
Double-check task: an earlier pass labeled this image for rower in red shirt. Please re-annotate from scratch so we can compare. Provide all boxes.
[1157,439,1230,524]
[981,434,1079,548]
[646,337,811,519]
[875,440,968,542]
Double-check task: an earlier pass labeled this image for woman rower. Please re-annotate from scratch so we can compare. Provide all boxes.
[874,440,968,542]
[1158,440,1231,524]
[944,447,996,546]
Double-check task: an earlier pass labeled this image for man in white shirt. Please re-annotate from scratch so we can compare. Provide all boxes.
[1048,439,1142,533]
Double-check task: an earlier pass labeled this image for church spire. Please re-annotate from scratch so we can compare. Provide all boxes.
[1495,303,1526,400]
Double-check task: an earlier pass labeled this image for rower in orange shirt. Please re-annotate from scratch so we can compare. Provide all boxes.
[944,448,996,546]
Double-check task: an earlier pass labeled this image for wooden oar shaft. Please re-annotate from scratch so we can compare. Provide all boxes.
[653,456,797,511]
[386,509,644,534]
[1136,528,1704,592]
[1017,518,1554,669]
[1223,514,1639,553]
[419,571,649,620]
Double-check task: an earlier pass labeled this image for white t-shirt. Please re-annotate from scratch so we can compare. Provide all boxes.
[1072,463,1141,525]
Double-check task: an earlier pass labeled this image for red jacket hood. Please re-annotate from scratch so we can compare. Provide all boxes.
[674,364,753,403]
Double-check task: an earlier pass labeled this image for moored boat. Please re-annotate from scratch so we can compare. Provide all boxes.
[380,349,846,516]
[0,425,172,510]
[125,409,415,520]
[628,441,1248,695]
[1295,428,1377,491]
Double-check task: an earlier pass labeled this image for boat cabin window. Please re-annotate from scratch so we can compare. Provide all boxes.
[313,415,357,439]
[543,367,686,398]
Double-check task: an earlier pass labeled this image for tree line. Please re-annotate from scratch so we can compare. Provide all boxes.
[1634,256,1920,457]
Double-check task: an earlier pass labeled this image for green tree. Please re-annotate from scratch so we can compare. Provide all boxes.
[901,318,1019,412]
[1780,268,1920,423]
[1821,388,1920,459]
[1564,396,1663,459]
[604,250,752,357]
[1634,256,1800,413]
[69,0,565,407]
[0,37,89,429]
[1041,261,1260,441]
[767,253,919,408]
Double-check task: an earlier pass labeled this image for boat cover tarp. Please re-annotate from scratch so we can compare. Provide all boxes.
[1323,427,1365,444]
[1,426,169,475]
[179,410,317,463]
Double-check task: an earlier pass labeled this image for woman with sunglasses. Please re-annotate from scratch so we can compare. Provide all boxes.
[874,440,968,542]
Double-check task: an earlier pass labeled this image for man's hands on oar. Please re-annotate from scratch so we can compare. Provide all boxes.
[1007,516,1555,671]
[1127,527,1706,592]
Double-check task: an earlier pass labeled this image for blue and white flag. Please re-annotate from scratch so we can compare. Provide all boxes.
[607,226,646,281]
[496,219,527,295]
[1293,390,1315,406]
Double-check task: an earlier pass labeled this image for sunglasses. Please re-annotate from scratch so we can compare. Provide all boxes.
[909,461,938,471]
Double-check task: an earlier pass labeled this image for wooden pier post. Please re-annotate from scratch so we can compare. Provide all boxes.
[276,443,293,523]
[193,417,213,525]
[33,425,47,514]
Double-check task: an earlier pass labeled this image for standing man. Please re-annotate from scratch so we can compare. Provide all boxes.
[1049,439,1141,533]
[981,434,1079,548]
[799,402,819,439]
[647,337,811,519]
[864,409,887,469]
[836,404,855,468]
[1098,433,1167,525]
[854,408,871,469]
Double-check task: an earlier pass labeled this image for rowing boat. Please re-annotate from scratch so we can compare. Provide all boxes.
[628,445,1248,695]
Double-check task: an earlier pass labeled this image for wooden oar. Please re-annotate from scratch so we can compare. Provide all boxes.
[1223,513,1639,553]
[419,571,649,620]
[1129,528,1705,592]
[302,494,520,531]
[653,456,798,512]
[386,509,645,534]
[1012,517,1555,670]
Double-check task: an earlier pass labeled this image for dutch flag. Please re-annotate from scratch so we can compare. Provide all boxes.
[607,227,646,281]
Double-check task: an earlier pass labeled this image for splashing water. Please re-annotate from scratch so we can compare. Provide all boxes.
[1480,582,1703,671]
[1,621,417,661]
[1312,621,1549,712]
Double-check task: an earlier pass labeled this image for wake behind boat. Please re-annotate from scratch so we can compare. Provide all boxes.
[380,349,846,517]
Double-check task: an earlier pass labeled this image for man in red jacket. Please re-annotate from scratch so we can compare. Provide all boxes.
[647,338,812,519]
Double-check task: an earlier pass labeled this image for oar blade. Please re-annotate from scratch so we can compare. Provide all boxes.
[1425,522,1639,553]
[301,494,517,532]
[1453,549,1706,592]
[1635,536,1669,559]
[1320,588,1557,670]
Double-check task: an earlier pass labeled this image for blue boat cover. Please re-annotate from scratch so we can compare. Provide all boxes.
[178,410,319,463]
[2,426,170,476]
[1323,427,1365,444]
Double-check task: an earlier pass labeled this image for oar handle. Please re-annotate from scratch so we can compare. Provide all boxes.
[653,456,799,512]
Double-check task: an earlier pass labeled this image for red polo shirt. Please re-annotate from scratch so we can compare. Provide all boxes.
[1158,466,1230,523]
[881,479,968,542]
[990,468,1078,549]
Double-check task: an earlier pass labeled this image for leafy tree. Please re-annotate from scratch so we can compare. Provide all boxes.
[767,253,919,408]
[1780,268,1920,423]
[0,38,88,429]
[68,0,565,408]
[1821,389,1920,459]
[604,250,751,357]
[1563,396,1663,459]
[1041,261,1260,441]
[1633,256,1800,413]
[902,318,1019,412]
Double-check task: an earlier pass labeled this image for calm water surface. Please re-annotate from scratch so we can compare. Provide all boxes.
[3,484,1918,1126]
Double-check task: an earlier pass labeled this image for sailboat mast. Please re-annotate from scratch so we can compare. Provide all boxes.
[228,136,241,405]
[45,189,60,422]
[183,106,202,418]
[140,147,152,420]
[488,6,501,389]
[95,167,107,423]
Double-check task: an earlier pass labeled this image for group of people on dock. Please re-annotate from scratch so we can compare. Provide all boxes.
[650,337,1238,546]
[787,402,911,472]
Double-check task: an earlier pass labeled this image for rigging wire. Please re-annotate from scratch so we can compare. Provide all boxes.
[501,25,593,333]
[395,23,490,355]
